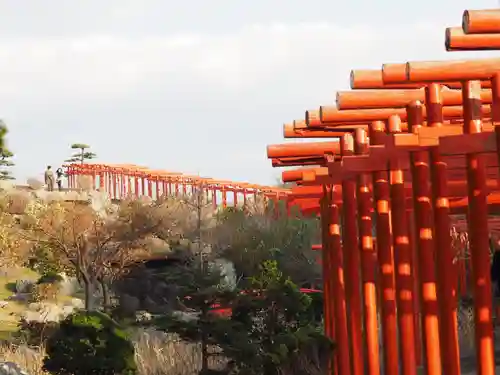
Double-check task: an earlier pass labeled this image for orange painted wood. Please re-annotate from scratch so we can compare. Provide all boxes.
[289,178,500,200]
[462,9,500,34]
[272,156,326,167]
[284,123,348,138]
[406,58,500,83]
[446,27,500,51]
[319,105,491,124]
[350,69,424,89]
[351,69,491,89]
[267,142,340,158]
[336,88,492,110]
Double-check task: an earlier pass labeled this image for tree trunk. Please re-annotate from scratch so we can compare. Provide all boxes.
[83,276,96,311]
[100,279,110,312]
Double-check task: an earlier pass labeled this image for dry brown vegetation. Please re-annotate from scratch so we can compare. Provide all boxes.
[0,188,486,373]
[0,331,223,375]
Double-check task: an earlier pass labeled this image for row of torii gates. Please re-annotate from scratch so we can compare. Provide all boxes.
[63,163,289,210]
[266,8,500,375]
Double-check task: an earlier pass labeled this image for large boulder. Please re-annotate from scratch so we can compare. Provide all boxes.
[21,299,83,323]
[76,175,93,191]
[26,178,43,190]
[57,273,80,297]
[15,279,34,294]
[0,362,29,375]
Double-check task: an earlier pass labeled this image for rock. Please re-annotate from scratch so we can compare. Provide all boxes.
[143,296,164,313]
[15,279,34,294]
[138,196,152,205]
[119,294,140,314]
[26,178,43,190]
[0,362,29,375]
[69,298,84,309]
[22,302,67,322]
[144,236,171,254]
[211,259,237,291]
[77,175,93,191]
[179,239,190,248]
[172,310,199,322]
[0,301,8,308]
[57,274,79,296]
[88,191,112,217]
[7,294,29,302]
[135,310,152,322]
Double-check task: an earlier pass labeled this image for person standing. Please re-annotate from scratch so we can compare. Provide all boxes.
[56,168,64,191]
[44,165,54,192]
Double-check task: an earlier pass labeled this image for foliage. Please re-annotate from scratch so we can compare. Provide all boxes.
[151,258,329,375]
[211,203,320,288]
[176,182,217,245]
[22,198,185,309]
[0,121,15,181]
[43,310,137,375]
[65,143,97,164]
[0,149,15,180]
[37,270,64,285]
[219,260,333,375]
[151,255,237,373]
[0,211,30,268]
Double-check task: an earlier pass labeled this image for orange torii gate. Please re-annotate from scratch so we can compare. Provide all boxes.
[265,7,500,375]
[64,162,289,210]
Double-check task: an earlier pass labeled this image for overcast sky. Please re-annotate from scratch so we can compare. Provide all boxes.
[2,0,499,185]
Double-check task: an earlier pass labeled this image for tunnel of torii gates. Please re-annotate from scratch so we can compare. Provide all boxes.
[63,163,291,212]
[265,7,500,375]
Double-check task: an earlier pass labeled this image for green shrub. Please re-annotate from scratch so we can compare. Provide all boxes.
[37,271,64,285]
[43,310,137,375]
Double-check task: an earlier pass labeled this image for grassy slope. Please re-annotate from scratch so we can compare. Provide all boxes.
[0,267,40,338]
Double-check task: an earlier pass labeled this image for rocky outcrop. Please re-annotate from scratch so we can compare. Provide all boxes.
[20,298,84,323]
[0,362,30,375]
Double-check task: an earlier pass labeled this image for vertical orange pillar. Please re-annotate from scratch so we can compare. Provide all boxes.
[99,170,104,191]
[370,121,399,375]
[354,128,381,375]
[407,210,422,368]
[425,84,460,375]
[492,73,500,325]
[327,185,351,375]
[147,180,152,198]
[141,176,146,196]
[66,166,71,189]
[320,194,337,375]
[213,188,218,208]
[134,174,139,196]
[407,101,442,375]
[222,188,227,208]
[339,133,364,375]
[233,190,238,207]
[388,115,416,375]
[462,80,495,375]
[107,172,112,197]
[112,171,117,199]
